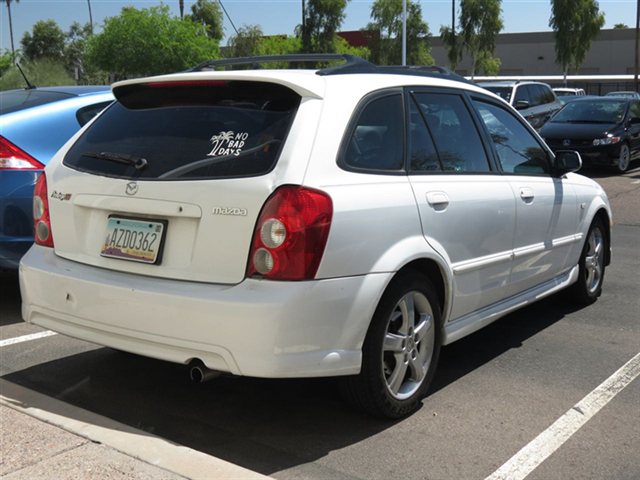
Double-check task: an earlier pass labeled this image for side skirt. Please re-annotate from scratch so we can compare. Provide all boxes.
[442,265,579,346]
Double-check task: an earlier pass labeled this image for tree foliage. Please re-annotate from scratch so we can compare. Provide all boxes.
[367,0,433,65]
[439,25,461,70]
[189,0,224,41]
[550,0,605,74]
[21,19,66,62]
[0,50,13,77]
[0,58,74,91]
[86,5,218,79]
[302,0,349,53]
[458,0,503,76]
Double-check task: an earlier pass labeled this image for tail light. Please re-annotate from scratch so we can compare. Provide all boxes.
[247,185,333,280]
[33,173,54,247]
[0,136,44,170]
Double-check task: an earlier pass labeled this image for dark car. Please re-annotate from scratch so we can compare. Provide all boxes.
[0,86,113,270]
[540,97,640,172]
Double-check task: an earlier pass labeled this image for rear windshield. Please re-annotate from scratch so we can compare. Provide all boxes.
[63,81,301,180]
[0,89,74,114]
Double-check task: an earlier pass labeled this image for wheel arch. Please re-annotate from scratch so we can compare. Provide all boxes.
[393,258,449,322]
[593,207,612,266]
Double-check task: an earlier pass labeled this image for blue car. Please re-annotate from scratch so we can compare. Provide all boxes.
[0,86,113,270]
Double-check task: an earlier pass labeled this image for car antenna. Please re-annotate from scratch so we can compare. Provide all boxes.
[15,63,36,90]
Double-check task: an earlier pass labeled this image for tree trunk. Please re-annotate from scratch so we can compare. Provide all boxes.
[179,0,184,19]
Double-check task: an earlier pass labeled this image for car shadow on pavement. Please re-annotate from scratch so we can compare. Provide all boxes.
[0,272,21,326]
[1,291,585,477]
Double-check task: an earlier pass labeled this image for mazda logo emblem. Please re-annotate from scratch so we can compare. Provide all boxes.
[125,182,138,196]
[562,139,571,147]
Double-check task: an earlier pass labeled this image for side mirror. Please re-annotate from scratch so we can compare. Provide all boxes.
[515,100,530,110]
[554,150,582,175]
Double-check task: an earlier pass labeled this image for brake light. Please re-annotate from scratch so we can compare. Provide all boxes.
[0,136,44,170]
[33,173,54,247]
[247,186,333,280]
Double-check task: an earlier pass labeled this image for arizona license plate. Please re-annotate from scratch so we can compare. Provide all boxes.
[101,217,166,264]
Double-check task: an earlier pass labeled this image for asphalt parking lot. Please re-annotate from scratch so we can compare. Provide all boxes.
[1,165,639,480]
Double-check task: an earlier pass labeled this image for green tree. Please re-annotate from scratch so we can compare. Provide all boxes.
[0,50,13,77]
[0,59,74,91]
[613,23,628,29]
[86,5,218,79]
[550,0,605,75]
[21,19,66,62]
[65,22,93,81]
[227,24,265,57]
[301,0,349,53]
[1,0,20,56]
[188,0,224,41]
[367,0,433,65]
[227,25,301,66]
[439,25,461,70]
[458,0,503,77]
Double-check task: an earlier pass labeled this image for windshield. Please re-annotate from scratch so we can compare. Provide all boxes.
[63,81,301,180]
[550,100,626,124]
[481,86,512,102]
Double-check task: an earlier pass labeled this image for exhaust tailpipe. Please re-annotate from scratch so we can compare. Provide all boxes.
[189,361,221,383]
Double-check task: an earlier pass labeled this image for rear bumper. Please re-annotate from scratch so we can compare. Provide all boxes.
[20,246,390,378]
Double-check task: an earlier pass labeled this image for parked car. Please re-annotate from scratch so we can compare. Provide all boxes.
[604,91,640,99]
[540,96,640,172]
[20,55,611,418]
[553,88,586,96]
[478,80,563,129]
[0,86,113,270]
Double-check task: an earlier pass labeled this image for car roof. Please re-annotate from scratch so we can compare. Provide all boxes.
[477,80,545,87]
[3,85,111,96]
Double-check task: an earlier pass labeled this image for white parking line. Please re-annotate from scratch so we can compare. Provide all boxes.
[485,352,640,480]
[0,330,57,348]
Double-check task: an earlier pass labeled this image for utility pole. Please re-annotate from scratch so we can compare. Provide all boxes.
[635,0,639,92]
[452,0,456,70]
[402,0,407,65]
[87,0,94,34]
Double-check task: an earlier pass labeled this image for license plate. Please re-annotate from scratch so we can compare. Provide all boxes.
[101,217,166,264]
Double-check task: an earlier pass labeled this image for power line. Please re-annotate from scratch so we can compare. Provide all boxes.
[218,0,238,36]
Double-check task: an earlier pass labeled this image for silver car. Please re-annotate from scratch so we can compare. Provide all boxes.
[479,80,563,129]
[20,55,611,418]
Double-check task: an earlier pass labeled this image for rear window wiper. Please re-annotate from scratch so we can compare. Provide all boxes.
[81,151,148,171]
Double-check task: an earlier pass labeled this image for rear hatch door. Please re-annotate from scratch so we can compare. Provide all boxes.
[50,79,305,284]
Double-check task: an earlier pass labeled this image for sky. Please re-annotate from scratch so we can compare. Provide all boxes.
[0,0,636,54]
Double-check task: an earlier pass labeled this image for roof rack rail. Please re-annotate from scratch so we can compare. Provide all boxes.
[188,54,470,84]
[189,54,371,72]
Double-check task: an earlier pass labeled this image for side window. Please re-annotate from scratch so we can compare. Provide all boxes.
[630,101,640,120]
[473,100,550,175]
[343,94,404,171]
[408,97,441,172]
[514,85,530,105]
[412,92,490,173]
[529,85,544,107]
[542,85,555,104]
[76,101,112,127]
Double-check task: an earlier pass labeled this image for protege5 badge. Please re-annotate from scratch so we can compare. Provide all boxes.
[212,207,248,216]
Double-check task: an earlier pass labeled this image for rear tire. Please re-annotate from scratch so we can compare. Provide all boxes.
[571,217,607,305]
[342,272,442,418]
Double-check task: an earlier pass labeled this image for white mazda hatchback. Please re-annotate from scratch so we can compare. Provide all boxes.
[20,55,612,418]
